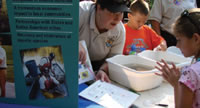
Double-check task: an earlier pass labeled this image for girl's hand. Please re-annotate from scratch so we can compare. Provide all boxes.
[155,59,181,87]
[95,70,111,83]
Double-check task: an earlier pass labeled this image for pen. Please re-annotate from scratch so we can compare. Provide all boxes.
[155,104,168,107]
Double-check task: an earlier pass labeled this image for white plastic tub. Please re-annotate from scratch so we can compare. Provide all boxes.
[167,46,183,56]
[138,50,192,67]
[106,55,163,91]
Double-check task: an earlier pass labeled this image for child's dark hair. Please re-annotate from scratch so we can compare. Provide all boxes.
[173,8,200,39]
[130,0,149,16]
[173,8,200,59]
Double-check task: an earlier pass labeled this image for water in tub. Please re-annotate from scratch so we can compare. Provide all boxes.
[123,64,154,71]
[161,60,180,65]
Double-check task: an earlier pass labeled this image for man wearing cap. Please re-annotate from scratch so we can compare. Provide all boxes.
[79,0,130,82]
[0,37,7,97]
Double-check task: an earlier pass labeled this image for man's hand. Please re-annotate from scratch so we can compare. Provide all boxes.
[95,70,111,83]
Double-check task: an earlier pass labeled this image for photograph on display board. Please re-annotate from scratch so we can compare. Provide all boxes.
[20,45,68,100]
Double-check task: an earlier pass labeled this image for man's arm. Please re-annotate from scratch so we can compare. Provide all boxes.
[148,0,162,35]
[150,20,161,35]
[99,62,108,75]
[0,59,3,65]
[95,62,111,83]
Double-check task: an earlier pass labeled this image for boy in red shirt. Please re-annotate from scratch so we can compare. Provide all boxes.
[123,0,167,55]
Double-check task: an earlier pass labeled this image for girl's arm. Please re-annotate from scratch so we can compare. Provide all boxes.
[175,82,194,108]
[155,59,195,108]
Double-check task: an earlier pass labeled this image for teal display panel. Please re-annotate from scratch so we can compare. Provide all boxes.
[0,0,78,108]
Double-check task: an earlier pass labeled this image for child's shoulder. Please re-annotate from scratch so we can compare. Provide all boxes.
[143,25,150,28]
[182,61,200,74]
[142,25,157,34]
[142,25,153,31]
[191,61,200,71]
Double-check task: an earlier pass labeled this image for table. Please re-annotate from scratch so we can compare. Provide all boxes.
[78,83,104,108]
[0,84,95,108]
[0,82,174,108]
[79,81,174,108]
[133,81,174,108]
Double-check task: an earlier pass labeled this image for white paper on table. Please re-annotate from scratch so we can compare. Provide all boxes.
[79,40,95,84]
[79,80,140,108]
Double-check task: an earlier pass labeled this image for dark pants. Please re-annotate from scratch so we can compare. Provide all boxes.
[161,30,177,47]
[91,60,105,71]
[85,60,105,85]
[197,0,200,8]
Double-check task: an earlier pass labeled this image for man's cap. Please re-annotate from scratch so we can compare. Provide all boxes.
[97,0,131,13]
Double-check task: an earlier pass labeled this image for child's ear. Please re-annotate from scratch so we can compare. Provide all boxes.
[127,13,132,19]
[193,33,200,44]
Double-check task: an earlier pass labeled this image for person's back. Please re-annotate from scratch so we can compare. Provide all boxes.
[123,0,166,55]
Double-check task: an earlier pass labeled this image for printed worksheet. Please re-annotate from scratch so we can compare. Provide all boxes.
[79,80,139,108]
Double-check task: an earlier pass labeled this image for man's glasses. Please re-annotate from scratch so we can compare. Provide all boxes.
[181,10,200,33]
